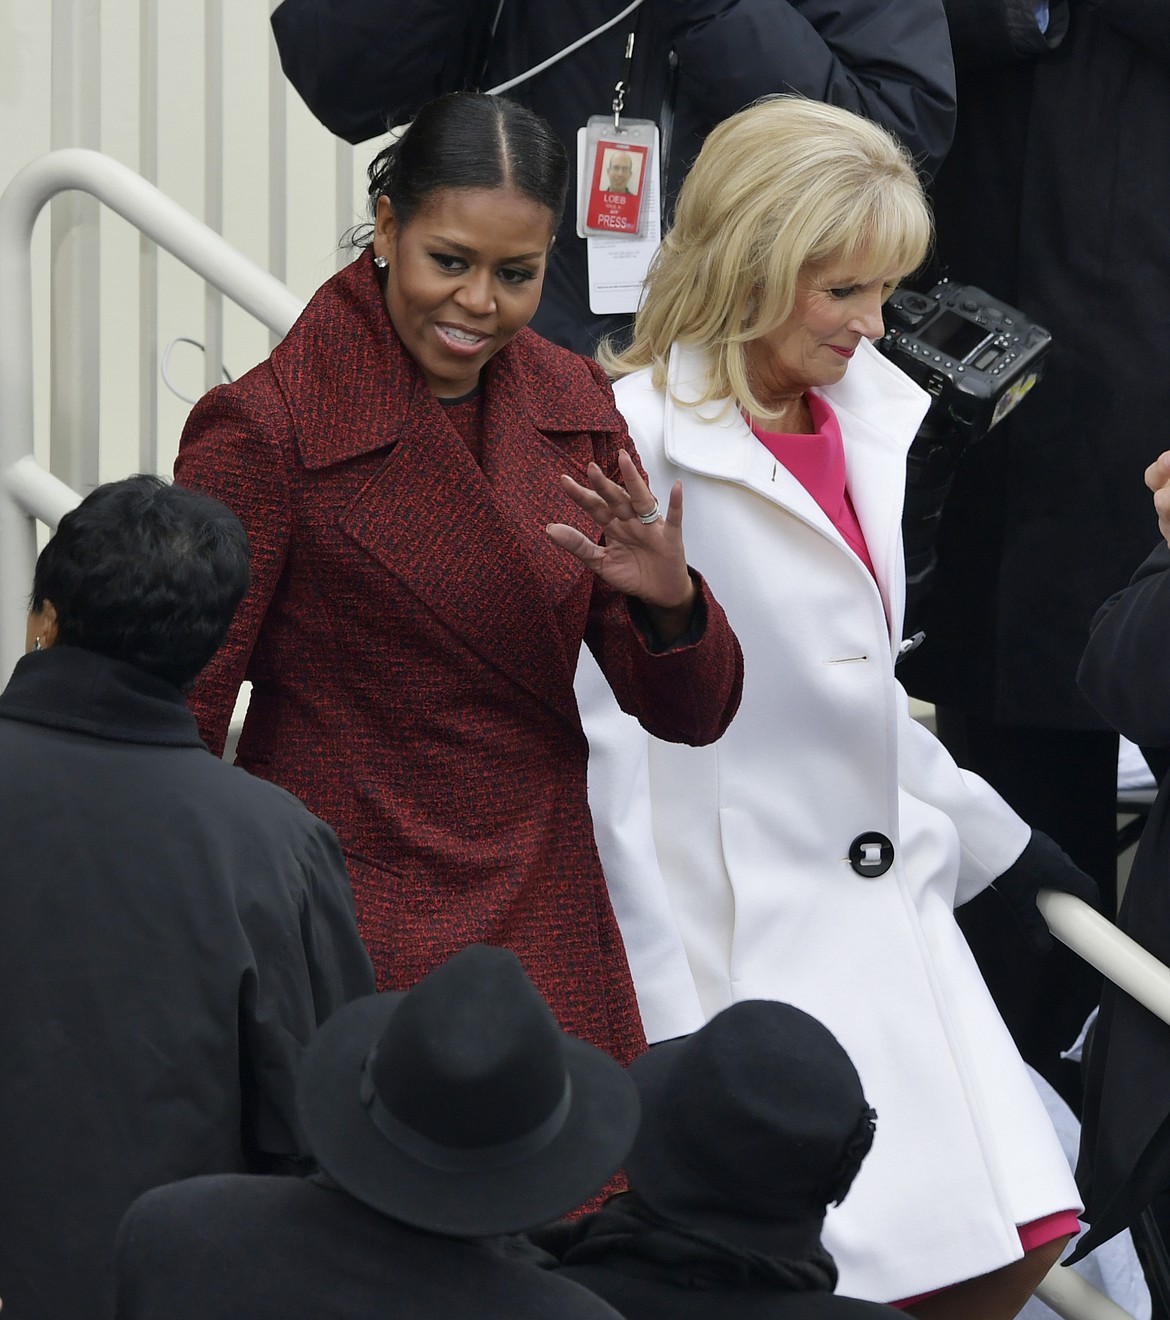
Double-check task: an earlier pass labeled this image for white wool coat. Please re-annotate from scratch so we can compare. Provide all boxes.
[575,339,1080,1303]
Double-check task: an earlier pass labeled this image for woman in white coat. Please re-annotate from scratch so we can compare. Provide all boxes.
[587,97,1098,1319]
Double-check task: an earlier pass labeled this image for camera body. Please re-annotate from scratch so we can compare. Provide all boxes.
[878,281,1053,636]
[878,280,1052,437]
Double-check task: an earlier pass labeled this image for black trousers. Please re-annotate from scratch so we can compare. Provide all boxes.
[934,708,1119,1112]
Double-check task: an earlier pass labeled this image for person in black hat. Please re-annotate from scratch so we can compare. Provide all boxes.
[112,944,639,1320]
[538,1000,905,1319]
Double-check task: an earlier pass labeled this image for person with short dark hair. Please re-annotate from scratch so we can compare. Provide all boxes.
[0,475,375,1320]
[113,945,635,1320]
[27,474,250,689]
[174,91,743,1076]
[540,1000,905,1319]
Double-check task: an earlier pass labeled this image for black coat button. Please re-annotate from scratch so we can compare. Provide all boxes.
[849,832,894,877]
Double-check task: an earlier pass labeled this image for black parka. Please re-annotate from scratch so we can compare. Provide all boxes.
[114,1174,626,1320]
[270,0,957,353]
[0,647,375,1320]
[557,1261,910,1320]
[1072,541,1170,1256]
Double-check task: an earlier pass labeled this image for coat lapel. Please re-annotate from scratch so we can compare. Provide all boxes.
[273,256,624,723]
[337,384,590,723]
[826,342,931,638]
[662,341,929,643]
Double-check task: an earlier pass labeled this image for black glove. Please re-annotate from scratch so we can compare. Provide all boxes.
[992,828,1102,952]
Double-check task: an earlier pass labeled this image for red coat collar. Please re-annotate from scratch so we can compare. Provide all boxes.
[270,251,624,471]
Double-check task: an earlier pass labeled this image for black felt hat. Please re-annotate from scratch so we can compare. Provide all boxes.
[625,1000,877,1257]
[296,944,640,1237]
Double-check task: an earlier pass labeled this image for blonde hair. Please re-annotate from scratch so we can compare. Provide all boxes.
[599,96,933,421]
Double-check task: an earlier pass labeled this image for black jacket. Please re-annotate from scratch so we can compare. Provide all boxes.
[1072,541,1170,1255]
[114,1174,625,1320]
[0,647,375,1320]
[899,0,1170,727]
[270,0,957,353]
[535,1203,907,1319]
[556,1261,907,1318]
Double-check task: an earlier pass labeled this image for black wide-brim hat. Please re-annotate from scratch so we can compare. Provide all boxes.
[296,946,640,1238]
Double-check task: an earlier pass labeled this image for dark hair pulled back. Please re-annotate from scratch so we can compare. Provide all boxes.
[362,92,568,236]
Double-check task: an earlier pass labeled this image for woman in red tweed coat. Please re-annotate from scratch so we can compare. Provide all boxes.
[174,93,743,1068]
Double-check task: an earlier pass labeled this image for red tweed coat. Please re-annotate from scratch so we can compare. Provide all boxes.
[175,252,742,1066]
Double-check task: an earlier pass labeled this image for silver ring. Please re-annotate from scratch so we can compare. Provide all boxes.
[637,501,661,525]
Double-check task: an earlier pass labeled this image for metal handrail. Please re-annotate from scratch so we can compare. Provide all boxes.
[1032,891,1170,1316]
[1037,1259,1144,1319]
[0,147,304,677]
[1039,889,1170,1025]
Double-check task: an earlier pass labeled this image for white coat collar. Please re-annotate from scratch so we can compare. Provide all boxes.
[661,339,931,637]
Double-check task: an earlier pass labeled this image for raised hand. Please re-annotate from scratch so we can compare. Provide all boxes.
[546,449,696,641]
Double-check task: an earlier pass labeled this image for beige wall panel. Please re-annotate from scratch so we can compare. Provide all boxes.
[1,1,373,490]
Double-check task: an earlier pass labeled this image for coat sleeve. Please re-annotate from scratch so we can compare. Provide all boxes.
[894,679,1032,906]
[579,380,744,748]
[114,1185,237,1319]
[587,560,744,747]
[1077,541,1170,746]
[659,0,957,178]
[570,365,732,1040]
[297,817,378,1012]
[270,0,494,143]
[239,811,375,1166]
[113,1189,179,1320]
[575,647,708,1042]
[174,379,294,757]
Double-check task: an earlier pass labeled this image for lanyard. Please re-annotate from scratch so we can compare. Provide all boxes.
[483,0,646,96]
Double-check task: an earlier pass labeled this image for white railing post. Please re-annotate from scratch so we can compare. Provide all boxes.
[1036,1259,1143,1319]
[50,0,102,494]
[1039,889,1170,1026]
[267,1,288,349]
[0,176,46,685]
[0,147,305,679]
[138,0,161,474]
[203,0,225,396]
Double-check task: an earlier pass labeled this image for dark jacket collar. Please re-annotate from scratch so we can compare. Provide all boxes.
[273,249,624,471]
[0,647,207,748]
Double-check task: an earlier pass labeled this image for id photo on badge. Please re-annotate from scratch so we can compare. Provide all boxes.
[602,147,641,196]
[583,137,649,236]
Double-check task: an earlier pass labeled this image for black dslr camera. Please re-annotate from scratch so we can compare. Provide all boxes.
[878,280,1052,438]
[876,281,1053,634]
